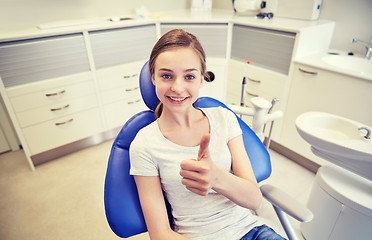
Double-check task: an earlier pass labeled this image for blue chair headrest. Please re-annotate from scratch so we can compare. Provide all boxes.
[139,61,160,111]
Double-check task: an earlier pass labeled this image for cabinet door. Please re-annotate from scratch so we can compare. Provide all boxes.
[0,126,10,153]
[104,98,147,130]
[280,64,372,165]
[16,94,98,128]
[89,24,157,69]
[160,23,228,58]
[0,34,90,88]
[231,24,296,75]
[23,108,102,155]
[227,59,285,139]
[9,77,95,113]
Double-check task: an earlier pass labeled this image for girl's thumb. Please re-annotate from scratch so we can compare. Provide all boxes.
[198,134,210,161]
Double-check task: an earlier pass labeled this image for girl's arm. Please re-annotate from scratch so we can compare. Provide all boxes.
[215,134,263,210]
[133,175,190,240]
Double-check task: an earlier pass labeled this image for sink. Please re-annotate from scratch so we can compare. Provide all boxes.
[296,112,372,179]
[322,55,372,75]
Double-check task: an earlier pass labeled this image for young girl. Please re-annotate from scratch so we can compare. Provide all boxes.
[130,29,286,240]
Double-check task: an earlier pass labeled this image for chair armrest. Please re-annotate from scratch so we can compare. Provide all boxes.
[260,184,313,222]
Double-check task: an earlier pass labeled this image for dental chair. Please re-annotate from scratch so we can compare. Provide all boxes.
[104,61,313,240]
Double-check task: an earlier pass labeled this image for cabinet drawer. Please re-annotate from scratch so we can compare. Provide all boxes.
[23,108,103,155]
[245,64,287,97]
[96,61,143,92]
[16,94,98,128]
[10,80,95,112]
[101,85,141,105]
[104,98,147,129]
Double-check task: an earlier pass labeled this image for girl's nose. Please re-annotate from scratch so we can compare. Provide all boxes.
[170,78,185,93]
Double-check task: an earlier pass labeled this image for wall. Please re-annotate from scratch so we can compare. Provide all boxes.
[0,0,188,31]
[213,0,372,57]
[320,0,372,56]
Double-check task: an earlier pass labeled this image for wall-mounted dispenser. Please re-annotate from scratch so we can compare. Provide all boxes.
[275,0,323,20]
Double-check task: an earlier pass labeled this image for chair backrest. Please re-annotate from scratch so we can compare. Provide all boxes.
[104,61,272,238]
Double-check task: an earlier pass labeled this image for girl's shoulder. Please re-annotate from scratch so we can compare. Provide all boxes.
[131,121,158,145]
[200,106,236,120]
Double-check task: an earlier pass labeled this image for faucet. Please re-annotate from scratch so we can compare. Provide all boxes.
[358,127,371,140]
[352,38,372,60]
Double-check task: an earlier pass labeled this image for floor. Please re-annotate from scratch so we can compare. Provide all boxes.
[0,140,315,240]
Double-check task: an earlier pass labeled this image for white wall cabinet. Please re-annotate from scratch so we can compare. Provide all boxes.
[3,72,102,167]
[227,24,296,140]
[96,61,148,130]
[0,24,158,169]
[89,25,157,130]
[227,59,287,140]
[280,63,372,166]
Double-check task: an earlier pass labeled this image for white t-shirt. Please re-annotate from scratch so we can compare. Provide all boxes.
[130,107,260,240]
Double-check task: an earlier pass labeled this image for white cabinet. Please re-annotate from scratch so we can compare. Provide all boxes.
[0,33,97,169]
[95,61,147,130]
[0,18,335,169]
[23,108,102,156]
[280,63,372,166]
[227,24,296,140]
[89,25,157,129]
[0,124,10,153]
[227,59,286,140]
[0,25,158,168]
[5,72,102,158]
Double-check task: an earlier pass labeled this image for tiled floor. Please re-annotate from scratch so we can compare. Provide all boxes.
[0,140,315,240]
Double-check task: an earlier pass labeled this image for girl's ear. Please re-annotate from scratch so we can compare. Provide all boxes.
[201,73,206,84]
[151,75,156,85]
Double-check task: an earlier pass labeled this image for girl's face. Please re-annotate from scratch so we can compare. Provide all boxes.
[152,47,204,115]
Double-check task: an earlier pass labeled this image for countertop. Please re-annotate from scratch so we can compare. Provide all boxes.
[0,9,333,42]
[295,52,372,82]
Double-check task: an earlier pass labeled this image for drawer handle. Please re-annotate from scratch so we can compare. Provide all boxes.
[50,104,70,112]
[55,118,73,126]
[246,91,259,97]
[298,68,318,75]
[123,73,139,79]
[125,86,139,92]
[247,77,261,83]
[128,99,141,104]
[46,90,66,97]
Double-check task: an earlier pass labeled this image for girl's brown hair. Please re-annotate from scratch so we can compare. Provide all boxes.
[149,29,207,118]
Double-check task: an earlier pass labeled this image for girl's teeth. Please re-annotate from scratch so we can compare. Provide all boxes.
[170,97,186,101]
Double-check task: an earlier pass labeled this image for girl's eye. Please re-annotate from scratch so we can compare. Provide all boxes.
[162,74,171,80]
[185,75,195,80]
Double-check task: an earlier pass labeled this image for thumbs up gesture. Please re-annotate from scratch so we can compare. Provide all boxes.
[180,134,216,196]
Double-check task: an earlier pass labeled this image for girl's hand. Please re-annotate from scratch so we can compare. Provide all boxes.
[180,134,216,196]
